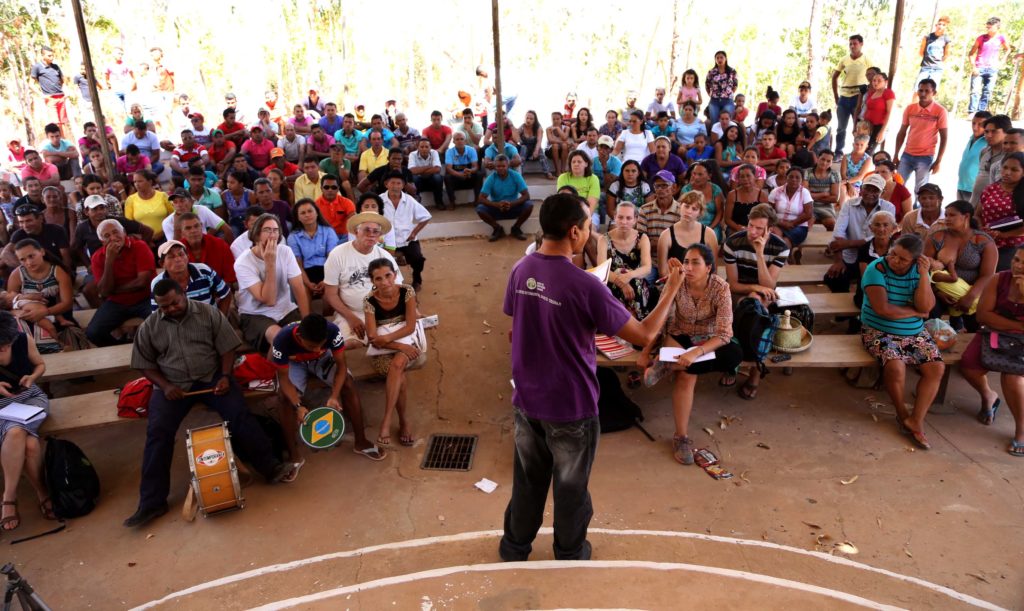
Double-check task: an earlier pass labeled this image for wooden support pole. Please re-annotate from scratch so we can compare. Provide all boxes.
[491,0,504,151]
[69,0,115,180]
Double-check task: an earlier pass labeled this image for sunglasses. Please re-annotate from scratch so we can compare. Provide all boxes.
[322,185,340,190]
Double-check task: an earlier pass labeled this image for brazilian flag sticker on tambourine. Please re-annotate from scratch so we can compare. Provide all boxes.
[300,407,346,449]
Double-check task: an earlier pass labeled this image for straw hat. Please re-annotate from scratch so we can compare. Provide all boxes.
[346,212,392,236]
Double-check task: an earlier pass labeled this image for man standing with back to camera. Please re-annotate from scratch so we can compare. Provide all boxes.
[500,193,683,561]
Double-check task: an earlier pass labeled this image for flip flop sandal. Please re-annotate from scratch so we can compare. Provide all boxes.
[39,497,57,521]
[400,434,416,447]
[719,374,737,387]
[1009,439,1024,457]
[1,501,18,532]
[977,398,1001,426]
[376,436,391,447]
[738,381,758,400]
[354,445,387,461]
[281,459,305,483]
[908,429,931,450]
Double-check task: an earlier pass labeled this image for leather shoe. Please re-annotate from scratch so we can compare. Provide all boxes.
[123,504,168,528]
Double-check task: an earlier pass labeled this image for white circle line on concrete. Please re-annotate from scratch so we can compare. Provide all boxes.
[246,559,903,611]
[130,528,1007,611]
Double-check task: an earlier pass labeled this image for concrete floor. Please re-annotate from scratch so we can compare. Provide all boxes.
[5,237,1023,610]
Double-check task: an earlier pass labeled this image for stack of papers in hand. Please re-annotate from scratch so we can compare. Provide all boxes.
[774,286,809,307]
[587,259,612,283]
[0,402,45,426]
[659,346,716,364]
[596,334,636,360]
[990,216,1023,231]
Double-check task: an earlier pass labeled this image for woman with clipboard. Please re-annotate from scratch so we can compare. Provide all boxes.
[0,311,54,531]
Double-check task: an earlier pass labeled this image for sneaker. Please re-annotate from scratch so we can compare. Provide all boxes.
[672,436,695,465]
[643,360,669,387]
[489,226,506,242]
[510,226,527,240]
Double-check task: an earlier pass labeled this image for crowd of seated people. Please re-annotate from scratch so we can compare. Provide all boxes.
[1,47,1023,533]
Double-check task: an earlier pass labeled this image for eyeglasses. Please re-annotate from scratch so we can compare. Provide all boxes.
[260,227,281,234]
[360,228,383,236]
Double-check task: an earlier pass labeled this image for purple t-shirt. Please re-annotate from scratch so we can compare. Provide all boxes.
[640,153,687,186]
[504,253,631,422]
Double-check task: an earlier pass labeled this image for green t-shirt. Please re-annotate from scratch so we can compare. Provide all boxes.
[556,173,601,201]
[319,158,351,178]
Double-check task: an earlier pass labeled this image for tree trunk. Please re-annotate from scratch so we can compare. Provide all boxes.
[807,0,821,85]
[5,35,36,144]
[888,0,905,89]
[668,0,680,92]
[491,0,503,151]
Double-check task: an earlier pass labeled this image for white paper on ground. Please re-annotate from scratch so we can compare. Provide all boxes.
[775,286,809,307]
[659,346,715,363]
[475,478,499,493]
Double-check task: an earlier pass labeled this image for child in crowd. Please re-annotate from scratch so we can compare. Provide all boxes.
[755,87,782,122]
[853,120,873,144]
[733,94,749,124]
[729,147,767,189]
[0,181,16,229]
[776,109,800,157]
[651,112,676,141]
[676,69,702,108]
[546,111,571,176]
[765,158,791,191]
[747,111,777,146]
[686,133,714,163]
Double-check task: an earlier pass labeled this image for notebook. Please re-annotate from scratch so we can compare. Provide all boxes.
[596,334,636,360]
[0,402,45,425]
[775,286,809,307]
[659,346,716,363]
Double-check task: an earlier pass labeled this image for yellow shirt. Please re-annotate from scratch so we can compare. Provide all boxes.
[835,55,873,97]
[125,191,173,234]
[358,147,389,175]
[293,172,323,202]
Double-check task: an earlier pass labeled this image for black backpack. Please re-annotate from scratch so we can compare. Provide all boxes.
[597,367,644,433]
[733,297,780,375]
[44,437,100,519]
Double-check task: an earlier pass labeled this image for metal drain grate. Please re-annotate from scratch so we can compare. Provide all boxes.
[420,434,478,471]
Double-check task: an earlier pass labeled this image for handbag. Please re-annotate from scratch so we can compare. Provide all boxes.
[365,320,427,356]
[980,329,1024,375]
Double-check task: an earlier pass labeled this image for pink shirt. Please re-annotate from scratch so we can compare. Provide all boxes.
[20,162,59,183]
[241,138,275,169]
[974,34,1007,68]
[116,155,151,174]
[307,134,336,154]
[768,186,814,227]
[901,101,947,157]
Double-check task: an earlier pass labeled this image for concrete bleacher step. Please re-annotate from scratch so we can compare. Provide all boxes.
[418,178,556,240]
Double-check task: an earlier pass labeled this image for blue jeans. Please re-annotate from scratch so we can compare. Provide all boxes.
[413,173,444,209]
[898,153,933,196]
[835,95,860,155]
[86,297,151,347]
[916,66,944,89]
[499,407,599,561]
[969,67,998,112]
[706,97,734,124]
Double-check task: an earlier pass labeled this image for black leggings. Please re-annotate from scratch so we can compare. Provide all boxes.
[669,335,744,375]
[397,240,426,286]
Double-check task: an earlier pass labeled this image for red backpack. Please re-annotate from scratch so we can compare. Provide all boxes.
[233,353,277,384]
[116,378,153,418]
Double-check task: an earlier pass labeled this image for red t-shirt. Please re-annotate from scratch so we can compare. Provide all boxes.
[209,141,236,164]
[20,163,59,183]
[263,162,299,177]
[422,125,452,150]
[757,145,787,162]
[755,102,782,119]
[189,234,237,283]
[90,237,155,305]
[241,138,275,170]
[315,195,356,238]
[217,121,246,136]
[864,88,895,126]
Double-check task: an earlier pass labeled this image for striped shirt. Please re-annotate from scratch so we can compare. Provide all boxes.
[636,200,681,244]
[722,231,790,285]
[149,263,228,311]
[131,300,241,386]
[860,257,923,336]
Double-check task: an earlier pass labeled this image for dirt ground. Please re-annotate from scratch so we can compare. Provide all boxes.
[5,236,1024,610]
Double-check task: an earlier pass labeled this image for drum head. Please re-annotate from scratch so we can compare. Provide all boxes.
[299,407,346,449]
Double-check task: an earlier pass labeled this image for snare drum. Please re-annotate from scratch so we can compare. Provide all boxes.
[186,422,244,516]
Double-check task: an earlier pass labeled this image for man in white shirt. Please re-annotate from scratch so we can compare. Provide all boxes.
[230,206,264,258]
[576,127,600,161]
[323,212,403,344]
[825,174,896,294]
[277,123,306,165]
[163,188,233,242]
[382,171,432,291]
[408,138,443,209]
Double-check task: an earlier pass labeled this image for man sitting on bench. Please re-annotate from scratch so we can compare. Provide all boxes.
[87,219,155,346]
[124,279,291,528]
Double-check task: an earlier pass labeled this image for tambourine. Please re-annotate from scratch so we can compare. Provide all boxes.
[299,406,346,450]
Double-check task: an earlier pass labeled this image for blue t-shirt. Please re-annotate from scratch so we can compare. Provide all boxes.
[675,119,707,146]
[333,130,366,156]
[686,145,714,162]
[149,263,228,311]
[860,257,924,335]
[650,124,676,139]
[592,155,623,181]
[318,115,344,135]
[270,321,345,366]
[957,135,987,192]
[41,139,73,154]
[361,127,395,144]
[484,142,519,160]
[482,171,528,203]
[504,253,631,422]
[445,146,478,167]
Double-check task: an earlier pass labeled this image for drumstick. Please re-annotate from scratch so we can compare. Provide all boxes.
[182,388,216,397]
